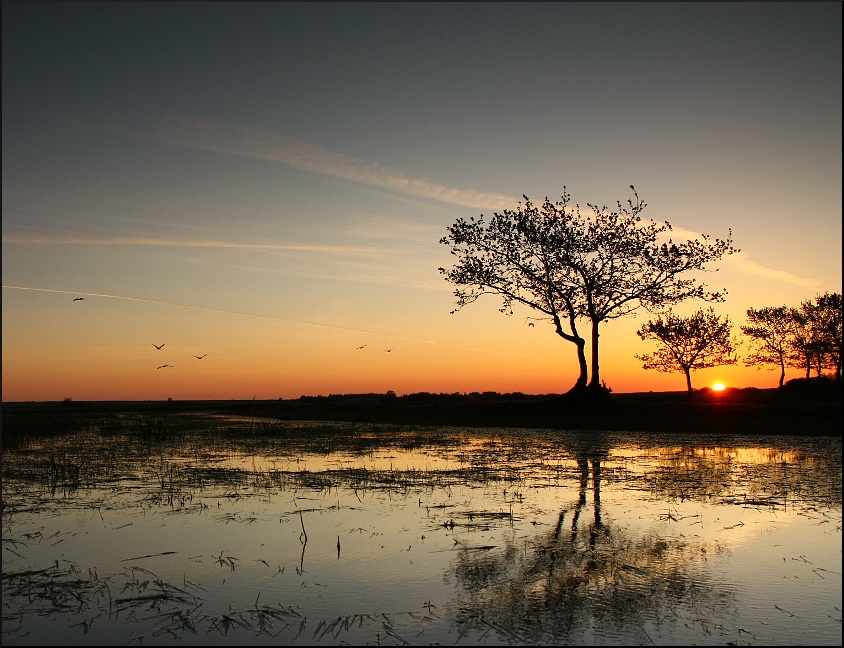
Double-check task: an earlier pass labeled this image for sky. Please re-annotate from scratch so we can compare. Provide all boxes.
[2,2,841,402]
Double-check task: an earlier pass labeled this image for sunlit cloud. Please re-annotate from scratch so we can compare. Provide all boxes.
[719,252,822,288]
[111,115,521,211]
[651,223,821,288]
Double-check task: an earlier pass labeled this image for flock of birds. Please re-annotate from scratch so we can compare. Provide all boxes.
[72,297,393,369]
[153,343,208,369]
[151,343,386,369]
[72,296,208,370]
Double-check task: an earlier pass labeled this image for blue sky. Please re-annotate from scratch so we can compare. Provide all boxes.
[3,2,841,400]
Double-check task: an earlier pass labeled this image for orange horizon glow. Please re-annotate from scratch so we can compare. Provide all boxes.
[0,285,827,402]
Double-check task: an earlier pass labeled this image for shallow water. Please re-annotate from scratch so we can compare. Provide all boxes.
[2,417,841,645]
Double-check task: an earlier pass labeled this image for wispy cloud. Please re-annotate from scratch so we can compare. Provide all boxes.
[340,216,446,244]
[2,230,378,255]
[720,252,822,288]
[651,223,822,288]
[68,115,822,289]
[8,219,820,289]
[3,224,451,290]
[113,115,520,211]
[1,285,434,341]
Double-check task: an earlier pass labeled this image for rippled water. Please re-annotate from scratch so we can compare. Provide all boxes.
[2,416,841,645]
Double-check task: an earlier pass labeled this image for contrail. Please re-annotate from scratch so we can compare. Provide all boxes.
[2,285,562,365]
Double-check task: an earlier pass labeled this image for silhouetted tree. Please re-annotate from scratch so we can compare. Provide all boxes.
[742,293,842,387]
[788,293,842,383]
[788,307,818,381]
[440,186,738,394]
[635,307,738,394]
[439,193,590,391]
[808,292,842,383]
[742,306,796,388]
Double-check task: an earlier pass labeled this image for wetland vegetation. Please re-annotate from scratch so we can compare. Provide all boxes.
[2,392,841,645]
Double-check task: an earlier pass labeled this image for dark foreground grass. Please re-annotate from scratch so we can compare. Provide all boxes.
[4,385,841,439]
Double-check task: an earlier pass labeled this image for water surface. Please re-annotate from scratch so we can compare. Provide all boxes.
[2,416,841,645]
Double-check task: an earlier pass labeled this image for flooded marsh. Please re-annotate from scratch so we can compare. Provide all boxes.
[2,411,841,645]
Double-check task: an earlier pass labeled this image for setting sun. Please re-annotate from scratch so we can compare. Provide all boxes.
[712,382,726,391]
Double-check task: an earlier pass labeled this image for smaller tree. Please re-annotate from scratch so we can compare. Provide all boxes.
[741,306,795,388]
[788,303,825,381]
[808,292,842,383]
[743,293,842,387]
[636,307,738,395]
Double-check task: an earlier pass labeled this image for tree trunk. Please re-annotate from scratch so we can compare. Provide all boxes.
[588,319,601,389]
[684,367,693,396]
[575,336,588,389]
[778,359,785,388]
[553,309,588,393]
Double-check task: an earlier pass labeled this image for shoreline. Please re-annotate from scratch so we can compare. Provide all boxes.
[3,387,841,436]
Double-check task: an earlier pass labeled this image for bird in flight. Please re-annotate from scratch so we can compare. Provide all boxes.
[194,354,207,359]
[73,297,85,301]
[385,348,393,352]
[356,344,367,349]
[157,365,172,369]
[152,343,165,350]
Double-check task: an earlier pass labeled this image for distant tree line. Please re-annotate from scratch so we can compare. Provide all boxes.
[634,292,842,393]
[297,391,542,403]
[298,290,842,402]
[741,292,842,387]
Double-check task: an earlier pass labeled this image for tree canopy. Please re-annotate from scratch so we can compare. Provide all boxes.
[440,186,738,394]
[636,307,738,394]
[742,306,795,388]
[742,293,842,387]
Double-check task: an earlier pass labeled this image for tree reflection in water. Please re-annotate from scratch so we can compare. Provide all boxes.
[450,434,736,645]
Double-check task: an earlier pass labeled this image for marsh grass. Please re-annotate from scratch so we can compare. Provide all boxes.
[2,406,841,646]
[0,563,273,642]
[1,560,463,644]
[3,409,839,516]
[1,562,110,614]
[1,409,88,451]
